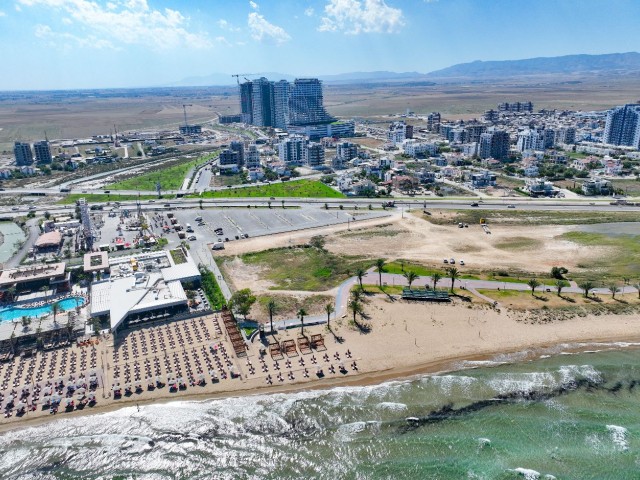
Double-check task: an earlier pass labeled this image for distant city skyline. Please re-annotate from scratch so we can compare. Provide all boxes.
[1,0,640,90]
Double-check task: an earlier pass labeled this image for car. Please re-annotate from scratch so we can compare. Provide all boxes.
[470,202,479,207]
[449,258,455,264]
[459,260,465,266]
[28,206,36,210]
[443,259,448,264]
[217,237,222,242]
[11,207,19,211]
[507,204,516,208]
[164,204,171,208]
[235,235,239,240]
[270,197,275,200]
[188,235,196,241]
[148,200,155,203]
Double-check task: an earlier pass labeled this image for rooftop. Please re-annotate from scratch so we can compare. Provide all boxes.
[0,263,66,287]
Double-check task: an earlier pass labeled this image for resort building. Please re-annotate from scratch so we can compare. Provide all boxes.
[0,262,70,295]
[90,249,201,333]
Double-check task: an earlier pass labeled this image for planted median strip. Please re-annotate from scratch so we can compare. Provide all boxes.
[193,180,345,199]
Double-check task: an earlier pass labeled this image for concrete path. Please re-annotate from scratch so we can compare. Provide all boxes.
[6,219,40,268]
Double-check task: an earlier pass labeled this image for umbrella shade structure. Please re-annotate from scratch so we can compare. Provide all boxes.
[155,376,163,383]
[42,387,52,395]
[41,395,51,404]
[6,395,14,403]
[50,395,62,404]
[75,387,86,395]
[65,399,74,407]
[15,401,26,409]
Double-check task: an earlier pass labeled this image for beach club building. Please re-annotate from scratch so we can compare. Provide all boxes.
[0,262,70,296]
[90,249,201,333]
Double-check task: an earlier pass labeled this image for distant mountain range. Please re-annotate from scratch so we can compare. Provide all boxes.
[170,52,640,86]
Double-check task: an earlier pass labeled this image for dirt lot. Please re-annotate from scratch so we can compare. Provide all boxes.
[217,208,616,296]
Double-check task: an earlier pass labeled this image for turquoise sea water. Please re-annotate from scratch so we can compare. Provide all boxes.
[0,345,639,479]
[0,297,85,322]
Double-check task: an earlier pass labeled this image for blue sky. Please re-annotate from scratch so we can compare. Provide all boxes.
[1,0,639,90]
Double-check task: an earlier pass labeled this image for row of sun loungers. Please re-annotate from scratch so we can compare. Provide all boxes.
[269,334,327,359]
[220,309,247,357]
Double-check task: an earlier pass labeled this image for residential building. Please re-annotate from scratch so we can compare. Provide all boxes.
[427,112,441,132]
[523,165,540,177]
[218,149,240,171]
[402,139,437,157]
[470,170,497,188]
[278,136,306,165]
[581,178,612,196]
[245,144,261,169]
[304,142,325,167]
[336,142,358,162]
[14,142,33,166]
[387,121,413,146]
[526,178,556,197]
[479,130,510,160]
[603,104,640,148]
[288,78,334,126]
[273,80,290,129]
[219,114,243,124]
[287,121,354,140]
[251,77,275,127]
[464,124,487,143]
[517,130,544,152]
[179,125,202,135]
[240,81,253,124]
[555,127,576,145]
[230,141,245,167]
[33,140,52,164]
[498,101,533,113]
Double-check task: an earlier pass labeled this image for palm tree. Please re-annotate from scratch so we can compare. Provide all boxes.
[608,283,620,299]
[325,303,334,328]
[446,267,459,293]
[52,302,59,323]
[403,271,418,290]
[297,308,308,335]
[267,299,277,335]
[39,285,48,303]
[375,259,386,286]
[351,288,364,304]
[527,278,541,296]
[6,285,16,303]
[555,279,566,296]
[634,282,640,300]
[355,268,366,290]
[432,272,442,290]
[579,280,594,298]
[348,298,362,325]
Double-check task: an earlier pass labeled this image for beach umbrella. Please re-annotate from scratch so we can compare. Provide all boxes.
[50,394,61,404]
[41,395,51,405]
[6,395,14,403]
[15,401,26,409]
[65,399,74,407]
[75,387,86,395]
[156,376,163,383]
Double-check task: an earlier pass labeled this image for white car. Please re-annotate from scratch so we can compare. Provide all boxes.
[459,260,465,266]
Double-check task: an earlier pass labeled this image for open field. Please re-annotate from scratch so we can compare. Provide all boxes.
[423,209,640,226]
[252,293,333,320]
[108,153,216,191]
[221,245,371,292]
[195,180,345,199]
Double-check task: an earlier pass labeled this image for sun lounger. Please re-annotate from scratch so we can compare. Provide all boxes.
[282,339,298,357]
[297,336,312,354]
[269,342,283,360]
[310,334,326,351]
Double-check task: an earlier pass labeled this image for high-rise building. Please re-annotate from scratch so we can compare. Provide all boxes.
[273,80,290,129]
[251,77,275,127]
[304,142,325,167]
[603,104,640,148]
[555,127,576,145]
[240,81,253,124]
[278,136,306,165]
[288,78,333,126]
[230,141,245,166]
[464,124,487,144]
[14,142,33,166]
[33,140,52,164]
[427,112,441,132]
[479,130,510,160]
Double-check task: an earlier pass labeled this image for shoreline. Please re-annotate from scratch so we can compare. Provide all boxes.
[2,330,639,435]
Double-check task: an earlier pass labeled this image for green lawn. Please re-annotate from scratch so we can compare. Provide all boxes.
[58,193,170,204]
[108,152,217,191]
[195,180,345,199]
[384,260,480,280]
[231,246,370,291]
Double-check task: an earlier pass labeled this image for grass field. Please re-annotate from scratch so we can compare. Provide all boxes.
[561,231,640,280]
[253,293,333,319]
[384,260,480,280]
[58,193,170,204]
[195,180,345,199]
[425,209,640,226]
[236,246,371,291]
[108,152,217,191]
[611,179,640,197]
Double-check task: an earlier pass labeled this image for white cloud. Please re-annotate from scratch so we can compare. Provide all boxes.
[0,10,6,17]
[217,19,240,32]
[18,0,213,50]
[248,11,290,44]
[304,7,314,16]
[249,1,259,10]
[319,0,404,34]
[34,22,114,49]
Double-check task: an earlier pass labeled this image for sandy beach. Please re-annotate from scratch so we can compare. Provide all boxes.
[1,296,639,434]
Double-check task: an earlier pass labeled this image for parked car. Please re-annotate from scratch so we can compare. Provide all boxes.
[443,259,449,264]
[470,202,479,207]
[449,258,455,264]
[188,235,196,241]
[459,260,465,266]
[507,204,516,208]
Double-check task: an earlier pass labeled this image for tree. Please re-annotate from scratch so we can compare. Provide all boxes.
[52,302,59,322]
[403,271,418,290]
[229,288,257,320]
[356,268,366,290]
[267,299,277,335]
[446,267,459,293]
[555,279,567,296]
[6,286,16,303]
[375,259,386,286]
[579,280,594,298]
[351,288,364,304]
[432,272,442,290]
[21,316,31,329]
[44,211,51,220]
[297,307,308,335]
[527,278,541,296]
[199,199,203,210]
[348,298,362,325]
[325,303,334,328]
[635,282,640,300]
[608,283,620,299]
[309,236,325,250]
[550,266,568,279]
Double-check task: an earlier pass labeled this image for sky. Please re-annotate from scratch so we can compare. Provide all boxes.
[1,0,639,90]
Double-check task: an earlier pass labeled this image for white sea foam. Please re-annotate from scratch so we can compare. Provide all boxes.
[558,365,602,385]
[488,372,556,395]
[606,424,629,451]
[509,467,541,479]
[377,401,407,411]
[427,374,477,396]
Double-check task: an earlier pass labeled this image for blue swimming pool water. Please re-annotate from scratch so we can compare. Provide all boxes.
[0,297,86,322]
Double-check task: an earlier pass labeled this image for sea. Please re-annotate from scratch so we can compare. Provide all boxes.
[1,344,640,480]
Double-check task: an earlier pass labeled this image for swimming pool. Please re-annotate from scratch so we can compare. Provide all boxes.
[0,297,86,322]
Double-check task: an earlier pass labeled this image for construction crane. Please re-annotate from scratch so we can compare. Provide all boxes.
[182,104,192,127]
[231,74,258,85]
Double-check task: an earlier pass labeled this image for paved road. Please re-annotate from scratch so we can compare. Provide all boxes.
[6,218,40,268]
